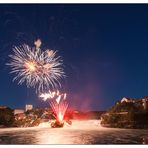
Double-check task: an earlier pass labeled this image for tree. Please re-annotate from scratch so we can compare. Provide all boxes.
[0,107,15,127]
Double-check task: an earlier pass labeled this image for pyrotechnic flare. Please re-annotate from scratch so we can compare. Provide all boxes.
[40,91,68,122]
[7,44,65,92]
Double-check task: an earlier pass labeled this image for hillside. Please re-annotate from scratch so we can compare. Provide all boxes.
[101,98,148,129]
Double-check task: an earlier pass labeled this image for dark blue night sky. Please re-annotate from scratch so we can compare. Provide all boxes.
[0,4,148,111]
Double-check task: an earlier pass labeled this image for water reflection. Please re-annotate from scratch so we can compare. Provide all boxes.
[0,120,148,144]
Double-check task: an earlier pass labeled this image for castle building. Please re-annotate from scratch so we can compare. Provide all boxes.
[121,97,135,103]
[121,96,148,111]
[14,109,24,115]
[25,104,33,112]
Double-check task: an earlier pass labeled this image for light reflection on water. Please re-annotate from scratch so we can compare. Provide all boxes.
[0,120,148,144]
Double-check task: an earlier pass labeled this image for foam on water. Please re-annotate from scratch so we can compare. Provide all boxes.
[0,120,148,144]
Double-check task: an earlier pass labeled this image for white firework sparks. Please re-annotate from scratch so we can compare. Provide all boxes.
[40,91,68,122]
[7,44,65,92]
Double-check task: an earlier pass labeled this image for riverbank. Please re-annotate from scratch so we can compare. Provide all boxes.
[100,98,148,129]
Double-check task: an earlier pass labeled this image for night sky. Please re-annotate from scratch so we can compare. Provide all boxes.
[0,4,148,111]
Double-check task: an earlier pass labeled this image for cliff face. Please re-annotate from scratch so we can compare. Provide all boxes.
[100,99,148,129]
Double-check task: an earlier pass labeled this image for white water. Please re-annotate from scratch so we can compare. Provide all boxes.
[0,120,148,144]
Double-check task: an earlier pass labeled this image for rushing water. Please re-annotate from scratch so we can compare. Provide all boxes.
[0,120,148,144]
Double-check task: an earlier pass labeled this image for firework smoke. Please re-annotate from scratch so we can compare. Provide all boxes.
[40,91,68,122]
[7,44,64,92]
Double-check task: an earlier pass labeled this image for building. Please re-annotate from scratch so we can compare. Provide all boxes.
[25,104,33,112]
[142,97,148,110]
[121,96,148,111]
[14,109,24,115]
[0,106,7,109]
[121,97,131,103]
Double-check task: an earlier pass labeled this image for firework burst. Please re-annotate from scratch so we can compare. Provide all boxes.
[40,91,68,122]
[7,44,65,92]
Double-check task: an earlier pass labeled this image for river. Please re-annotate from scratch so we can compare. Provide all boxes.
[0,120,148,144]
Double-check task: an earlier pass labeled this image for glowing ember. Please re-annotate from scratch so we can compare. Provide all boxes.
[40,91,68,123]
